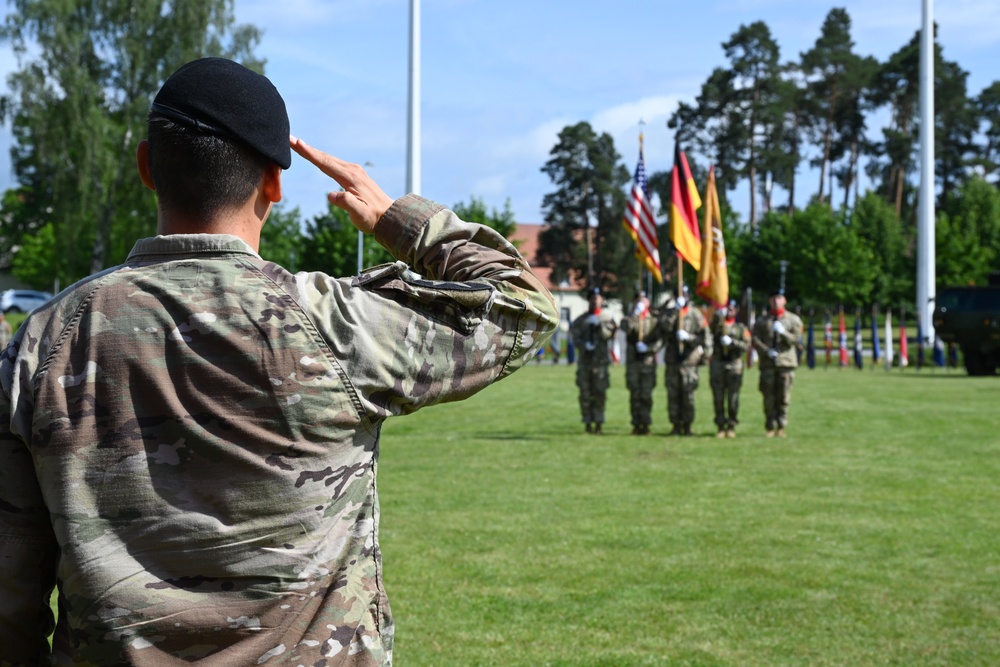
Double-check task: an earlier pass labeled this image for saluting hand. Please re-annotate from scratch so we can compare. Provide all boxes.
[290,136,395,234]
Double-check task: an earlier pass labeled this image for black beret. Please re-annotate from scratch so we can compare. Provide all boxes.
[151,58,291,169]
[770,288,785,298]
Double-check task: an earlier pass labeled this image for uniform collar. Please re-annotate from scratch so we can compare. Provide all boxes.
[127,234,260,260]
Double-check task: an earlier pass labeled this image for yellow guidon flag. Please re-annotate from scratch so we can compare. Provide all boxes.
[669,143,702,271]
[696,166,729,308]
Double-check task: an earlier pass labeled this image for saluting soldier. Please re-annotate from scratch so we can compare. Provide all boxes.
[660,286,711,436]
[570,287,617,433]
[709,299,751,438]
[621,291,666,435]
[751,288,804,437]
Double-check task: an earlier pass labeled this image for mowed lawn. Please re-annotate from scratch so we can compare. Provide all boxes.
[377,362,1000,666]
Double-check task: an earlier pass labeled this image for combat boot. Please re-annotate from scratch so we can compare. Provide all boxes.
[776,428,787,438]
[716,426,726,438]
[726,427,736,438]
[765,429,775,438]
[682,424,692,436]
[585,422,593,433]
[594,423,603,434]
[668,424,682,436]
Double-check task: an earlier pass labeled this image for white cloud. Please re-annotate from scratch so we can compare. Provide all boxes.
[591,95,682,137]
[491,116,577,163]
[471,173,513,200]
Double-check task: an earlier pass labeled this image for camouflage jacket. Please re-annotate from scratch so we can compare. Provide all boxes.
[751,310,804,369]
[660,307,712,366]
[0,195,556,667]
[619,310,664,367]
[709,312,751,372]
[569,310,616,367]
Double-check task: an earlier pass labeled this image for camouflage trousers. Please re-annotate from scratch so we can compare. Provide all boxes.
[626,358,657,427]
[759,367,795,430]
[576,363,610,424]
[710,363,744,428]
[665,364,700,427]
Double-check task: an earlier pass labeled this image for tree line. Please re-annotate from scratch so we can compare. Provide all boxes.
[0,0,515,289]
[537,8,1000,311]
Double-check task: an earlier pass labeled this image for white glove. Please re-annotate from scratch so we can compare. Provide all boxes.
[636,341,648,353]
[773,321,785,335]
[586,314,600,326]
[768,348,779,359]
[677,329,691,342]
[632,302,646,316]
[721,334,733,347]
[676,296,687,308]
[717,307,728,318]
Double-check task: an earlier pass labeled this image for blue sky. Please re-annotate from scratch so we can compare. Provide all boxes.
[1,0,999,226]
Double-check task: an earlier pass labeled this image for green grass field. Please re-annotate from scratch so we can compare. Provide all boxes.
[377,362,1000,666]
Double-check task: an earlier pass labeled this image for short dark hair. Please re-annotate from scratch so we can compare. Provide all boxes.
[146,115,272,219]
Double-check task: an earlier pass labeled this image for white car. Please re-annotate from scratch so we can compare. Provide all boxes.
[1,289,52,314]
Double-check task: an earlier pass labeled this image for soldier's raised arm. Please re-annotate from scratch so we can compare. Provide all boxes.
[291,138,558,419]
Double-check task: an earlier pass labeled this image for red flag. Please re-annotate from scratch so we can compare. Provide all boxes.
[622,136,661,281]
[899,314,909,368]
[669,143,702,271]
[838,308,849,367]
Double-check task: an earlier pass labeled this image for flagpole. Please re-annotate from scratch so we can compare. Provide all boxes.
[916,0,935,348]
[637,132,645,296]
[584,180,594,287]
[406,0,421,195]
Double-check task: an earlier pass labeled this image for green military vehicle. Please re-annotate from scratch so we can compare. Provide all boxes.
[934,272,1000,376]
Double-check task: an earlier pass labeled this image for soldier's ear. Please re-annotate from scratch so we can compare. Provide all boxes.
[136,140,155,191]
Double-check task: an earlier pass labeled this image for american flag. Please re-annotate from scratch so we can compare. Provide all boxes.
[622,141,661,281]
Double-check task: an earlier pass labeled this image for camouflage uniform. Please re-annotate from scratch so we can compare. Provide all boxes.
[570,309,616,429]
[661,306,712,434]
[620,306,664,433]
[709,311,751,434]
[752,308,804,433]
[0,195,557,666]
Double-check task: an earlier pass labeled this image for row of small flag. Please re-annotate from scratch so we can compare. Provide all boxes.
[795,308,950,370]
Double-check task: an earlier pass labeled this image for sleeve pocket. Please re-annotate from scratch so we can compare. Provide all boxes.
[355,261,496,335]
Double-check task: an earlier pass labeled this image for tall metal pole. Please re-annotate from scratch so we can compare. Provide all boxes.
[916,0,935,345]
[406,0,421,195]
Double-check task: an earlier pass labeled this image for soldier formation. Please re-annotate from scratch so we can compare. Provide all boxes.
[570,285,802,438]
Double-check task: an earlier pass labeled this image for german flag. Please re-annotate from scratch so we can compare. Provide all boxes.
[669,143,702,271]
